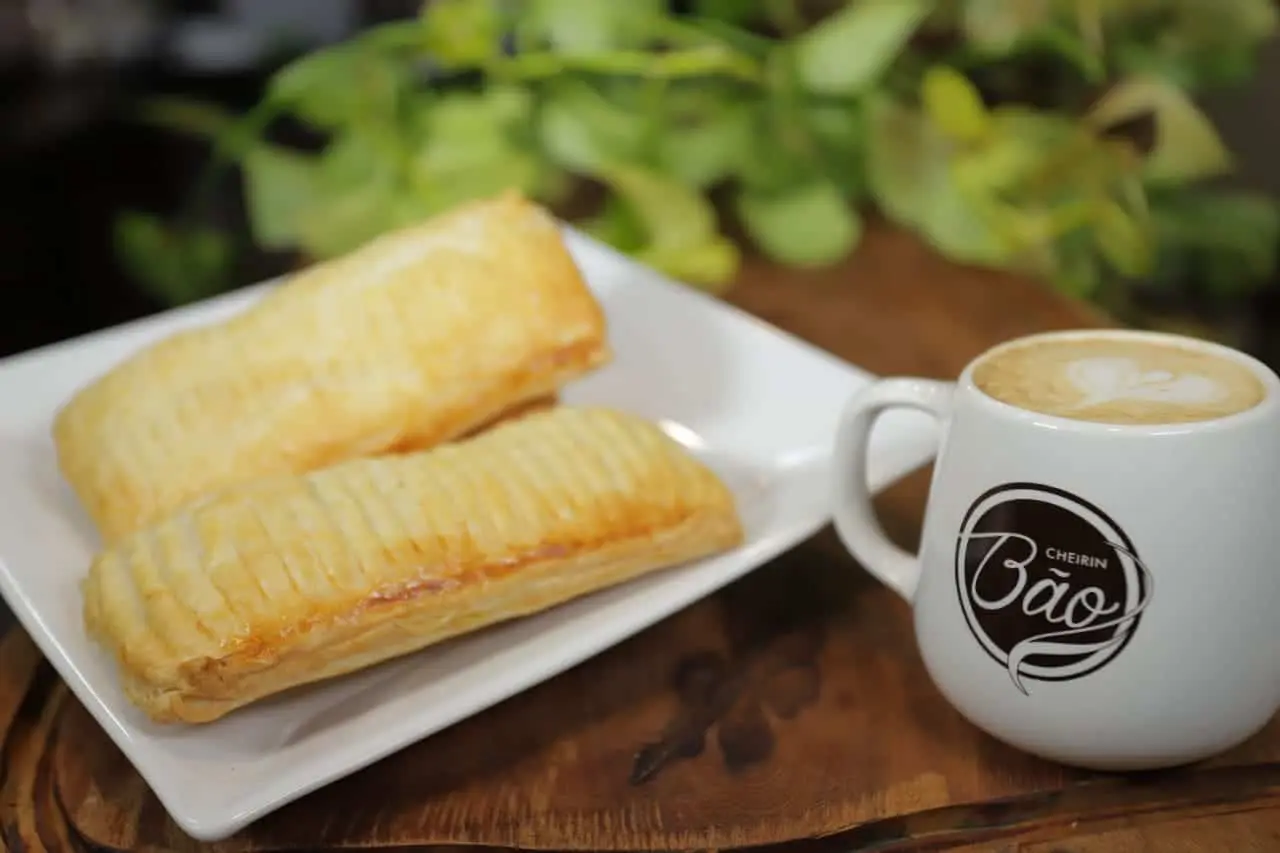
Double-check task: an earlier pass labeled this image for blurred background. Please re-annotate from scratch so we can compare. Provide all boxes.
[4,0,1280,366]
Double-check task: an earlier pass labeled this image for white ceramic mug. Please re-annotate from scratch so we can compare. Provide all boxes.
[830,329,1280,771]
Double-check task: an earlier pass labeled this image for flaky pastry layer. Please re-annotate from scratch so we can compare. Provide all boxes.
[53,191,610,543]
[82,407,744,724]
[455,393,559,442]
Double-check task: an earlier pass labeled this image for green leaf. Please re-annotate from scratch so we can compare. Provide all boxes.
[519,0,665,54]
[960,0,1055,50]
[947,130,1047,198]
[412,152,545,217]
[693,0,758,27]
[538,81,649,173]
[921,65,991,143]
[956,1,1105,79]
[279,124,415,259]
[734,133,811,193]
[923,186,1022,268]
[356,18,435,51]
[805,98,865,153]
[268,43,405,128]
[1049,228,1106,299]
[638,237,741,292]
[594,164,740,287]
[866,95,1016,267]
[409,86,532,143]
[294,102,540,252]
[794,0,930,95]
[597,164,718,248]
[478,84,535,127]
[684,8,773,57]
[802,99,868,197]
[114,212,234,306]
[1092,198,1154,278]
[421,0,502,67]
[656,97,753,188]
[734,88,835,195]
[320,125,405,193]
[242,146,322,250]
[113,212,173,292]
[1086,76,1232,184]
[294,182,403,260]
[865,95,949,230]
[410,89,534,180]
[735,180,862,267]
[580,196,647,253]
[496,43,760,82]
[1073,0,1105,55]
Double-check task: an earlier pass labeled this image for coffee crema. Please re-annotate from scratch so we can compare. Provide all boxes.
[972,335,1267,425]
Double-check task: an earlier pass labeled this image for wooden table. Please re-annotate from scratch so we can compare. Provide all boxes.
[4,224,1279,853]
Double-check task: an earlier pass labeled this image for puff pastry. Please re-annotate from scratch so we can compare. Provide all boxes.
[82,406,744,724]
[54,191,610,543]
[455,393,559,442]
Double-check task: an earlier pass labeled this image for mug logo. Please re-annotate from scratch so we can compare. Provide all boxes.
[954,483,1153,695]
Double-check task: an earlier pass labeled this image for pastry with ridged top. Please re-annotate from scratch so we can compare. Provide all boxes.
[53,191,610,543]
[81,406,744,724]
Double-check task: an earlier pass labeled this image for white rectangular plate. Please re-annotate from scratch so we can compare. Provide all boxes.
[0,228,938,841]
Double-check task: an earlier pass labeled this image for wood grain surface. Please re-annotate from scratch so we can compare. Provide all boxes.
[4,222,1277,853]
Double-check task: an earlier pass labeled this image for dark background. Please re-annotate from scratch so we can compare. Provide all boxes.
[1,0,425,360]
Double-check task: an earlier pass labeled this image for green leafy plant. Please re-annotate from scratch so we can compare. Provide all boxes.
[118,0,1280,313]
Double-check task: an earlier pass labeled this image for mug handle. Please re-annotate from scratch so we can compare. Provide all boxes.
[830,378,954,603]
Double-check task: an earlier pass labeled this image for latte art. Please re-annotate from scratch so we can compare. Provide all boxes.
[973,336,1267,425]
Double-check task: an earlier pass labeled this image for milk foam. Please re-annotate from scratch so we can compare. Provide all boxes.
[972,335,1267,425]
[1064,357,1228,410]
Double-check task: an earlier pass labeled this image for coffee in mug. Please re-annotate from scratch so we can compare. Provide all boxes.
[971,334,1267,425]
[829,329,1280,771]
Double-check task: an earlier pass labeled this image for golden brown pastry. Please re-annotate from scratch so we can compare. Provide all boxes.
[455,393,560,442]
[53,191,610,543]
[82,407,744,724]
